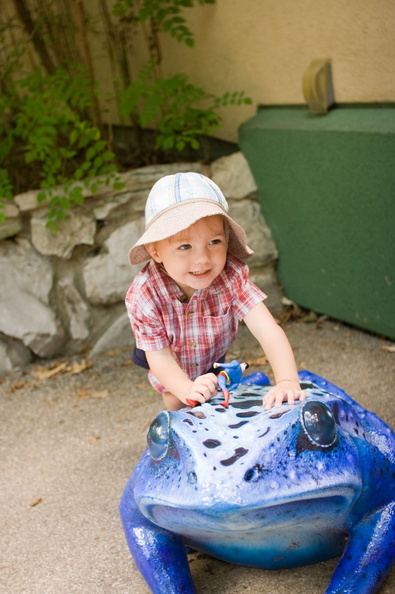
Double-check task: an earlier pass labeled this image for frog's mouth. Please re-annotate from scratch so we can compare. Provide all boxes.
[141,491,356,569]
[140,486,358,535]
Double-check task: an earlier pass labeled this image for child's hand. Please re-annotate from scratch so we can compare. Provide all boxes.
[183,373,218,406]
[263,380,306,410]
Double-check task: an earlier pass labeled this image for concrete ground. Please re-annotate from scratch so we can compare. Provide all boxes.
[1,316,394,594]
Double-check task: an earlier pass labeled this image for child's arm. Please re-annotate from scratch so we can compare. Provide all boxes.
[146,347,218,406]
[243,301,306,409]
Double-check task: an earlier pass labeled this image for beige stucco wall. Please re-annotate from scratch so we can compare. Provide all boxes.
[4,0,394,143]
[156,0,395,141]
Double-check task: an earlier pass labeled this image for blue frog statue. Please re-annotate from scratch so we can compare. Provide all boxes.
[120,369,395,594]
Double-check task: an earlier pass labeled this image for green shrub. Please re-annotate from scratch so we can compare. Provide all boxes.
[0,36,121,228]
[120,61,251,152]
[0,1,251,229]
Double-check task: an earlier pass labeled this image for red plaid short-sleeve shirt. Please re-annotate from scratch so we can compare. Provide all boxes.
[125,255,266,392]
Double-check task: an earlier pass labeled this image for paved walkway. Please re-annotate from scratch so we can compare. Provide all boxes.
[1,318,394,593]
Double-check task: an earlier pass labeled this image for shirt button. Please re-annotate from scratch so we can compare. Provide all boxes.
[190,341,197,349]
[188,311,194,318]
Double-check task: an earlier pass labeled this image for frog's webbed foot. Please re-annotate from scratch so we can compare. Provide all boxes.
[325,501,395,594]
[120,478,196,594]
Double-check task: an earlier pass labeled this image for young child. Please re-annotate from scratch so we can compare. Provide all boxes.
[126,171,306,411]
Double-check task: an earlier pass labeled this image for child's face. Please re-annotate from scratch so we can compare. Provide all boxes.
[147,215,227,299]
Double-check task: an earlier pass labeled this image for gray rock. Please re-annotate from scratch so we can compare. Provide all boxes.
[0,219,22,240]
[0,237,53,303]
[119,162,207,192]
[211,151,257,198]
[2,159,281,369]
[0,287,65,357]
[0,203,22,240]
[14,176,120,212]
[0,238,65,357]
[249,269,283,313]
[93,190,146,220]
[83,219,144,305]
[13,188,44,212]
[229,199,278,267]
[58,277,90,341]
[91,313,134,355]
[0,337,32,373]
[31,210,96,259]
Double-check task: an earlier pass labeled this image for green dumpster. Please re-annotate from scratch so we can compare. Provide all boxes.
[240,105,395,339]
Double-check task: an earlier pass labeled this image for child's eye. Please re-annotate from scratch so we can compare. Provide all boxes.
[210,238,222,245]
[178,244,191,250]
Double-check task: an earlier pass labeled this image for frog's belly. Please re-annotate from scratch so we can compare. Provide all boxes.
[145,495,351,569]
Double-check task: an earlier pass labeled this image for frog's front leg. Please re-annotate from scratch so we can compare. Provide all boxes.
[120,477,196,594]
[325,501,395,594]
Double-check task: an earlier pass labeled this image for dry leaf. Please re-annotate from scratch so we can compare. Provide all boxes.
[248,356,268,366]
[10,379,27,392]
[31,358,93,381]
[68,359,92,375]
[90,389,108,399]
[87,436,101,444]
[77,390,89,398]
[105,347,130,356]
[300,311,318,323]
[78,388,108,399]
[31,361,68,380]
[30,497,42,507]
[381,345,395,353]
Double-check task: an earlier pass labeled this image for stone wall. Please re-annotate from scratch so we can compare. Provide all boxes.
[0,152,281,373]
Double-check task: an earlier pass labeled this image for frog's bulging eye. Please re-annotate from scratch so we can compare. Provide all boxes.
[301,401,337,448]
[147,412,170,460]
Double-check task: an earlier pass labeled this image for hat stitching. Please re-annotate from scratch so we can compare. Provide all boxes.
[145,198,227,231]
[174,172,182,203]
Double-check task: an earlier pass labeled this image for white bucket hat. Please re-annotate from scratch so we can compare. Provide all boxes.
[128,172,253,265]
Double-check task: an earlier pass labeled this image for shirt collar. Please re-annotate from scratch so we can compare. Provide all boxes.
[148,260,187,302]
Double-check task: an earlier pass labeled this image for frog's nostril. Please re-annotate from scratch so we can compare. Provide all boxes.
[244,465,262,482]
[244,468,257,482]
[301,401,337,448]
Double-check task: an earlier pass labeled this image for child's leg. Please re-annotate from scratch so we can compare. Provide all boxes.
[162,391,185,411]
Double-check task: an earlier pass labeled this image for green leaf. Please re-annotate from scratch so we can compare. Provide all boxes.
[74,168,84,180]
[101,150,115,162]
[190,137,200,150]
[70,186,84,205]
[113,181,125,191]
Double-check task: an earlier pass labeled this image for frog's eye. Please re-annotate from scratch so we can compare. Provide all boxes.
[301,401,337,448]
[147,412,170,460]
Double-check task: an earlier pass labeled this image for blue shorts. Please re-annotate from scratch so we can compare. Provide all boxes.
[132,346,226,374]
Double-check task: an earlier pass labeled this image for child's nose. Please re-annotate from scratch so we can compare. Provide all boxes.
[195,246,210,264]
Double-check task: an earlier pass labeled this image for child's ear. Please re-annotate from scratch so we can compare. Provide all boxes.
[146,243,161,263]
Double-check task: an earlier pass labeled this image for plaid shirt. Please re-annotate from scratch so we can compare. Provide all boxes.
[125,255,266,393]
